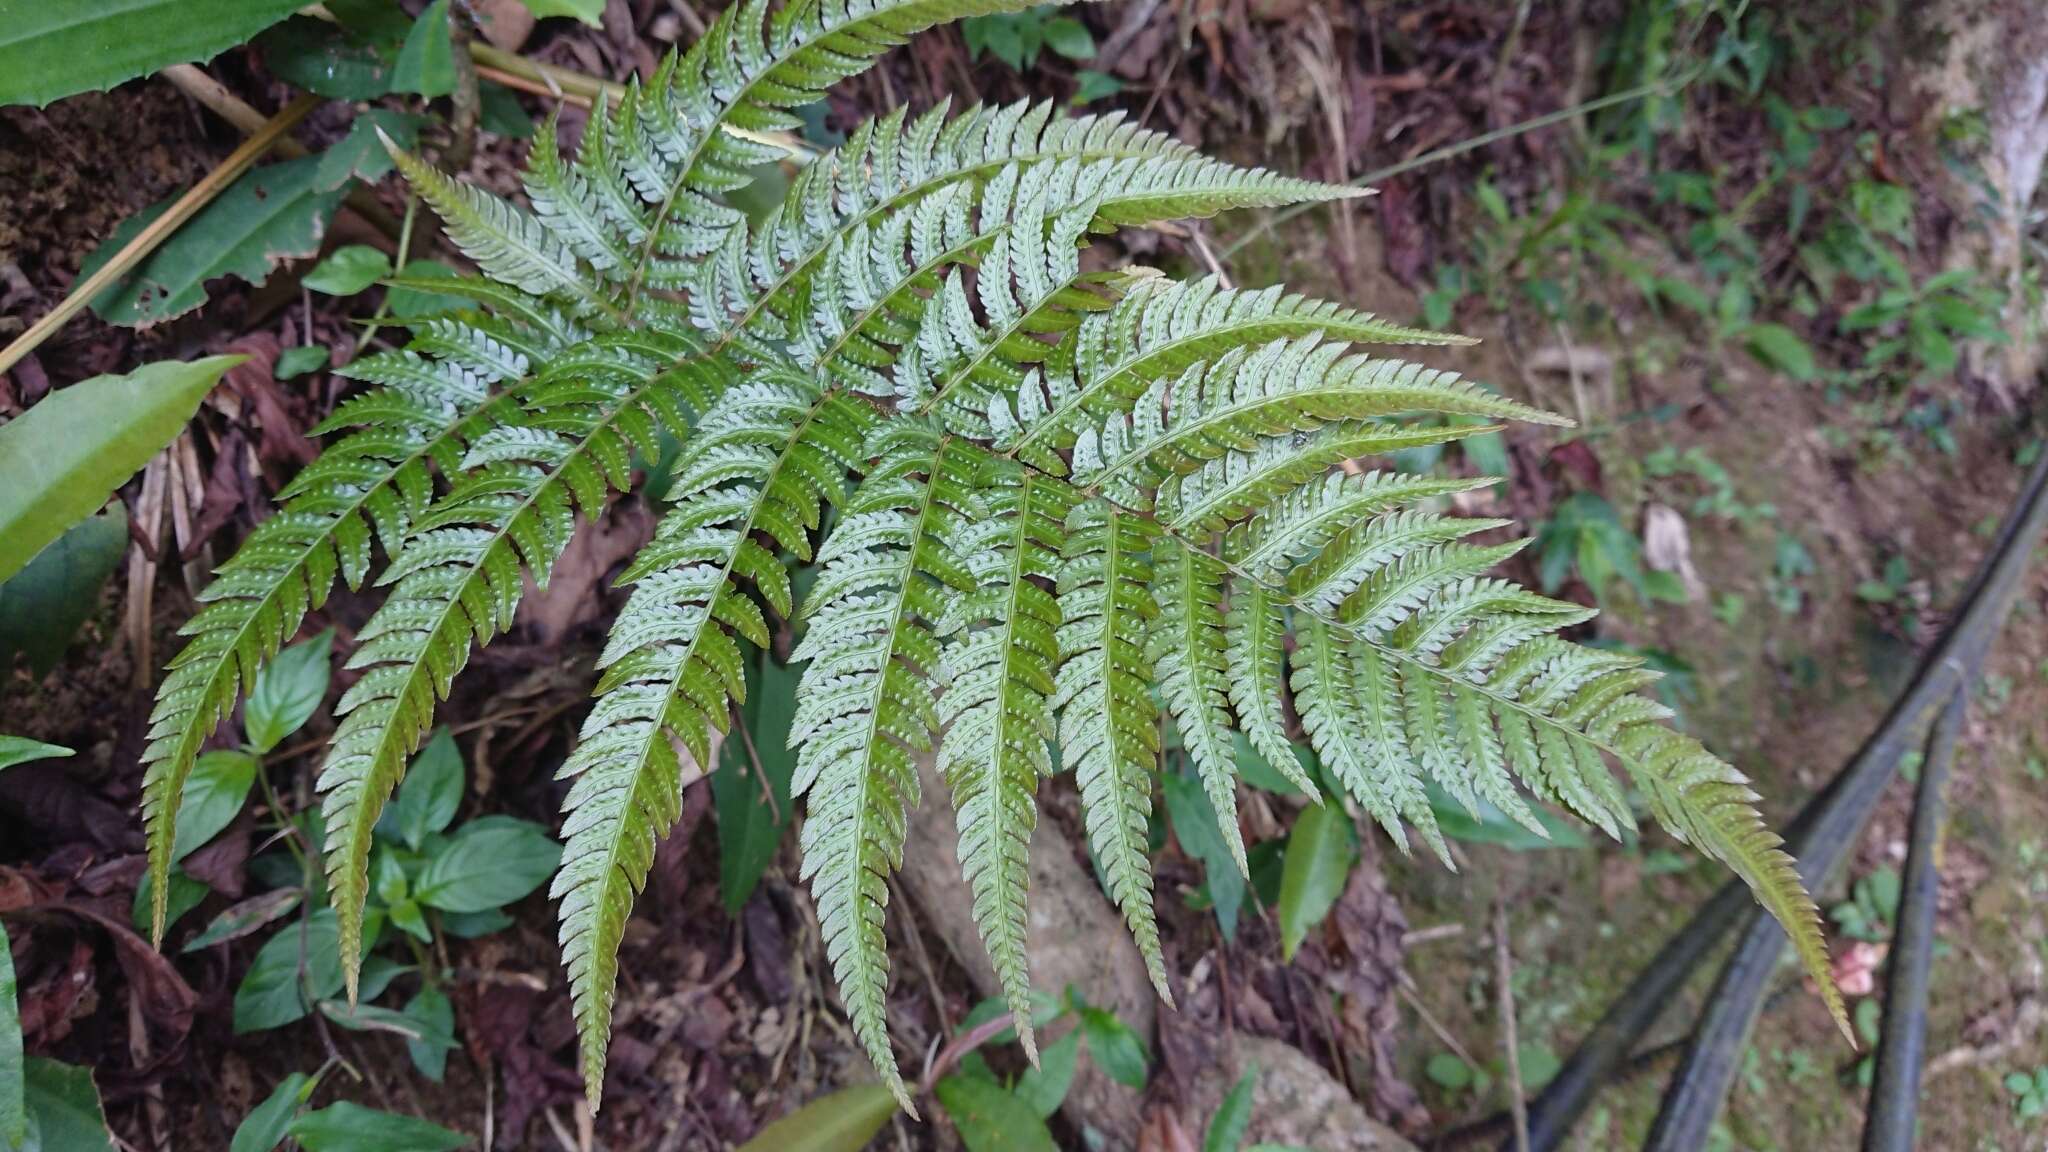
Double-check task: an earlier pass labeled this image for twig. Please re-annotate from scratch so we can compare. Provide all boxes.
[467,42,816,161]
[445,6,482,172]
[1399,974,1480,1069]
[0,92,320,377]
[1217,70,1702,262]
[893,881,954,1037]
[733,700,781,821]
[1494,898,1530,1152]
[918,1009,1019,1095]
[1403,923,1466,948]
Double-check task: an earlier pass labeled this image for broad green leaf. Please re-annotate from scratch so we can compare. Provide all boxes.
[131,870,209,937]
[311,110,425,190]
[934,1076,1059,1152]
[1426,783,1589,851]
[229,1073,313,1152]
[1013,1029,1080,1118]
[1078,1007,1148,1090]
[244,631,333,754]
[403,984,454,1081]
[714,651,798,913]
[78,156,351,326]
[438,908,512,938]
[0,357,239,582]
[734,1083,897,1152]
[183,889,303,952]
[1231,731,1309,797]
[258,14,403,99]
[1071,69,1123,103]
[391,1,455,98]
[0,0,304,107]
[0,508,126,676]
[275,347,331,380]
[1162,769,1245,938]
[477,82,536,138]
[317,1000,454,1053]
[957,993,1063,1049]
[171,751,259,863]
[234,909,379,1033]
[1277,802,1355,960]
[391,728,463,851]
[1041,17,1094,60]
[414,816,559,912]
[1204,1066,1258,1152]
[304,246,394,296]
[0,737,73,773]
[0,921,21,1149]
[1743,322,1817,381]
[518,0,605,25]
[287,1103,463,1152]
[387,900,430,944]
[1425,1051,1474,1091]
[19,1058,115,1152]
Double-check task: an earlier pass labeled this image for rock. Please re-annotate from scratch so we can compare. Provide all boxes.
[896,755,1156,1142]
[1180,1035,1420,1152]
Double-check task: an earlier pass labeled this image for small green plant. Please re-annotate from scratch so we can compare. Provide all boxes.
[1827,865,1900,943]
[226,1069,463,1152]
[2008,1067,2048,1122]
[1534,491,1688,606]
[962,5,1095,70]
[144,630,555,1085]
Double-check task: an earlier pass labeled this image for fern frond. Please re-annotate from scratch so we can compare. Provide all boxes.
[319,333,720,987]
[997,275,1475,469]
[1290,616,1442,859]
[138,304,565,941]
[1228,470,1495,577]
[1053,499,1171,1001]
[1160,421,1490,533]
[935,466,1075,1062]
[599,0,1099,311]
[791,422,981,1112]
[149,3,1845,1104]
[387,142,619,322]
[1223,577,1319,797]
[1149,537,1244,872]
[555,371,870,1101]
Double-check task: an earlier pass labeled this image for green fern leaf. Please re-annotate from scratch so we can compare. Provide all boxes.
[999,275,1472,468]
[1054,499,1171,1001]
[142,7,1849,1106]
[1149,537,1245,872]
[138,304,563,941]
[320,332,715,987]
[935,465,1075,1062]
[556,372,869,1102]
[791,422,980,1113]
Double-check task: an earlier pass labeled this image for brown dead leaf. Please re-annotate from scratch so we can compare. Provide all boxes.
[520,501,656,644]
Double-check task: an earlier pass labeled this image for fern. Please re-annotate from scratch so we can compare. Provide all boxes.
[140,0,1847,1109]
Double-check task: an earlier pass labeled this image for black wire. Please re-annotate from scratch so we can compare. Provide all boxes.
[1491,443,2048,1152]
[1862,686,1966,1152]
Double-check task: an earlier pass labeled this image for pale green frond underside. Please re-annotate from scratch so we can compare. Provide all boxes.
[140,0,1842,1117]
